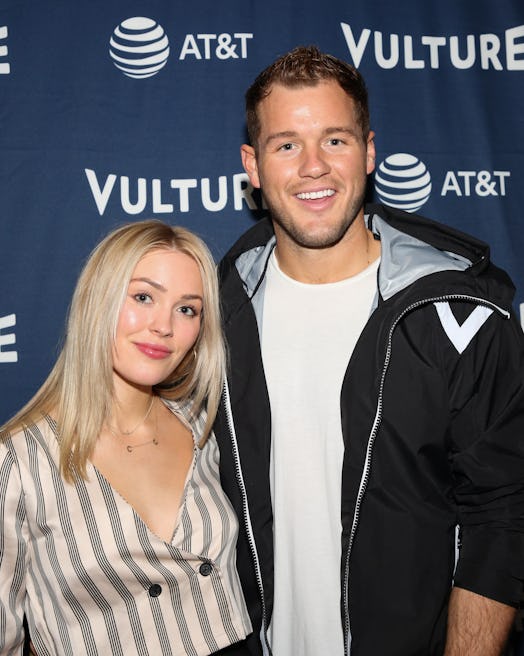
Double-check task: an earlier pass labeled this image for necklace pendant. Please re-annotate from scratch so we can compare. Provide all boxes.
[125,437,159,453]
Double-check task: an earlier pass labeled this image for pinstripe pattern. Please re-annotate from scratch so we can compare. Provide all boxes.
[0,402,251,655]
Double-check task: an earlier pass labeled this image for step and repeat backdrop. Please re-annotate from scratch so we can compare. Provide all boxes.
[2,1,524,421]
[2,0,524,649]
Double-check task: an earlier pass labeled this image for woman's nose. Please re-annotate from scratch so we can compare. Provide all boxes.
[150,309,173,337]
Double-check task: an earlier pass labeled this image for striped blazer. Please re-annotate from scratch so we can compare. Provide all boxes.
[0,400,251,655]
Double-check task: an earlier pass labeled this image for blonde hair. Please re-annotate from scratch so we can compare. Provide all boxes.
[1,220,226,481]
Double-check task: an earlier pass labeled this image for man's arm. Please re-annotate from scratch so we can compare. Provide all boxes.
[444,586,516,656]
[445,308,524,653]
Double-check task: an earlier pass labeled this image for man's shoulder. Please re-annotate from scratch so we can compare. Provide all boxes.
[220,217,275,265]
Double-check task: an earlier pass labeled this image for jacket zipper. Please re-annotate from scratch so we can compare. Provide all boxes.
[222,380,273,656]
[342,293,510,656]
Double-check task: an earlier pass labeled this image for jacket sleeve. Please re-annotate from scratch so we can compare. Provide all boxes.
[446,306,524,606]
[0,441,28,653]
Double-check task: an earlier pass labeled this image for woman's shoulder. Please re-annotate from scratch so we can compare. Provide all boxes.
[1,414,58,454]
[160,397,208,444]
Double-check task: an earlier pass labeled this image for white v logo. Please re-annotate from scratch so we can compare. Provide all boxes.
[434,302,493,354]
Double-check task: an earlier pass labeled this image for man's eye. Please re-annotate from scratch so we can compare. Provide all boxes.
[279,143,294,151]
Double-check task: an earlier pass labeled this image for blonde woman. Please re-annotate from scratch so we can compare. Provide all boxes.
[0,220,252,655]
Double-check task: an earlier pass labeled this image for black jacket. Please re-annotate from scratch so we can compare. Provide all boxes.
[215,204,524,655]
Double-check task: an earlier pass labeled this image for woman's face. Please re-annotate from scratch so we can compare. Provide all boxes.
[112,248,203,392]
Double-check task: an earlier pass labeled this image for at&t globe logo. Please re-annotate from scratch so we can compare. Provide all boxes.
[374,153,432,212]
[109,17,170,79]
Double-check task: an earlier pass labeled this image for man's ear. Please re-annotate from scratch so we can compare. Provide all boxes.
[366,131,376,175]
[240,144,261,188]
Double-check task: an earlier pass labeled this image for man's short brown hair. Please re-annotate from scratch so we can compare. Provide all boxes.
[245,45,370,149]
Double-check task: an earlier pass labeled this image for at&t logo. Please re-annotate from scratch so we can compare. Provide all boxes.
[110,17,170,79]
[374,153,432,212]
[375,153,512,211]
[441,170,510,197]
[110,17,253,78]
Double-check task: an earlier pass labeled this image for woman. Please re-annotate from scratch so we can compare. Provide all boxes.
[0,220,252,655]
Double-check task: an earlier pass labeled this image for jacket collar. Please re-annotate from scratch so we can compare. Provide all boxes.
[220,203,511,307]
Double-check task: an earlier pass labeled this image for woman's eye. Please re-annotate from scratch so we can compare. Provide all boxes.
[178,305,198,317]
[134,293,152,304]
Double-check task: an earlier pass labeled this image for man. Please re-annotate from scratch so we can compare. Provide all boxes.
[214,45,524,655]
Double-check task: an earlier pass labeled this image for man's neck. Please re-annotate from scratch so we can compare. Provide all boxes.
[274,217,381,284]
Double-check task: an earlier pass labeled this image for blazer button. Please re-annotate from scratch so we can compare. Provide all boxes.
[148,584,162,597]
[199,562,213,577]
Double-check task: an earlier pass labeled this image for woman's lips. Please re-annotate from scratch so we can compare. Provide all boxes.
[135,342,172,359]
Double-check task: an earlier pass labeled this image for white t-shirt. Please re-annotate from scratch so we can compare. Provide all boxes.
[262,251,379,655]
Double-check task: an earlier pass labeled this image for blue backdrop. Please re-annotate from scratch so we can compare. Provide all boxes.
[3,0,524,419]
[1,0,524,648]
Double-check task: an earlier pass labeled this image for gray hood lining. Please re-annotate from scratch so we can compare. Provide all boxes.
[368,214,471,300]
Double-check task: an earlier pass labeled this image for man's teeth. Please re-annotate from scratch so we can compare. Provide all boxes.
[296,189,335,200]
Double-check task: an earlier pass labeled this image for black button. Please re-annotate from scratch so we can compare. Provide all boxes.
[199,562,212,577]
[148,584,162,597]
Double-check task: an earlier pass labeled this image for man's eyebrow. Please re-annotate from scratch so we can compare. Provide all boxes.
[264,130,298,147]
[324,126,360,138]
[264,126,359,147]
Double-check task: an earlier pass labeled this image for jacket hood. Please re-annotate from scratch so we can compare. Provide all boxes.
[368,204,514,308]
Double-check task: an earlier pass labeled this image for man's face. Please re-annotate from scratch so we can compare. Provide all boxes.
[241,80,375,251]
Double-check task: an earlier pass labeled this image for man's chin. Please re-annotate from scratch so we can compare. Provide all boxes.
[277,223,355,251]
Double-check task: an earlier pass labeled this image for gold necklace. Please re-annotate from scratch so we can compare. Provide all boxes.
[108,397,159,453]
[108,425,159,453]
[109,394,155,435]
